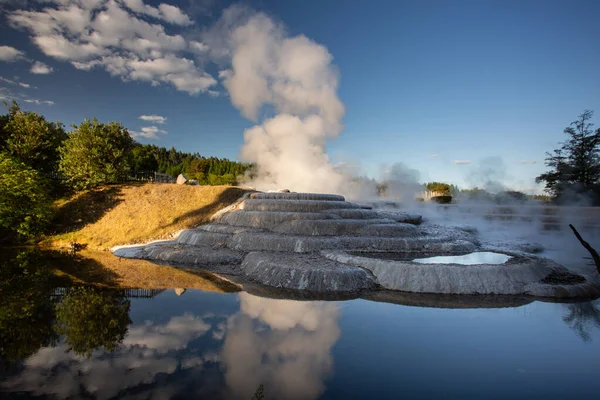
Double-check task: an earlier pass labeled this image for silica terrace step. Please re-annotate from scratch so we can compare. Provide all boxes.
[218,210,341,229]
[249,192,346,201]
[240,199,359,212]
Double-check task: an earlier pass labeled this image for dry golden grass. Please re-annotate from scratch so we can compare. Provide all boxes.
[43,183,249,250]
[52,249,241,292]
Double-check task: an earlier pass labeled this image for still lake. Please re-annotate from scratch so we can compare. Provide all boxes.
[1,249,600,400]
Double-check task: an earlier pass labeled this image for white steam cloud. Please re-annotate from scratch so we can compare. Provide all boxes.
[212,8,346,193]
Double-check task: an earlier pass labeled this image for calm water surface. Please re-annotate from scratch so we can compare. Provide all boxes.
[1,250,600,400]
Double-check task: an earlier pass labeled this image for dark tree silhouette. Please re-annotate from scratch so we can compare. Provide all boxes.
[536,110,600,203]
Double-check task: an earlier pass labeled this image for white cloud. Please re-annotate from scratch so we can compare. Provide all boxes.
[0,45,25,61]
[157,3,193,25]
[139,114,166,124]
[454,160,472,165]
[520,160,538,165]
[222,293,341,400]
[189,40,208,53]
[428,153,439,158]
[34,34,108,60]
[130,125,168,139]
[123,313,210,353]
[30,61,54,74]
[7,0,217,95]
[122,0,193,26]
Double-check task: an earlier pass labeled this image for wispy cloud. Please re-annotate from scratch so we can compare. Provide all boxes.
[24,99,54,105]
[519,160,538,165]
[0,82,50,105]
[30,61,53,74]
[0,76,33,88]
[453,160,471,165]
[139,114,167,124]
[428,153,439,158]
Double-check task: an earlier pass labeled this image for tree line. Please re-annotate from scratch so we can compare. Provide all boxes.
[0,101,250,243]
[130,144,250,186]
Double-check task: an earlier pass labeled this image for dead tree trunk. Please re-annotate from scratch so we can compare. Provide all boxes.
[569,224,600,274]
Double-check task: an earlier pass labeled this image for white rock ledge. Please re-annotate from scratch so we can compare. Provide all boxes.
[321,250,600,298]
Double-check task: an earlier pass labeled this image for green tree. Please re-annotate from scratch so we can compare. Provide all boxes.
[0,153,52,242]
[129,143,158,171]
[55,287,131,357]
[536,110,600,202]
[1,101,67,174]
[59,119,134,190]
[425,182,452,195]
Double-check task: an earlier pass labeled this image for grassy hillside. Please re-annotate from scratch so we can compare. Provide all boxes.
[43,183,249,250]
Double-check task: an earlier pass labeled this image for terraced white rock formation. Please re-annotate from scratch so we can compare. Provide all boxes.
[113,192,600,299]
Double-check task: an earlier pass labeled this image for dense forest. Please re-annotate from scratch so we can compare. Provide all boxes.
[129,144,251,185]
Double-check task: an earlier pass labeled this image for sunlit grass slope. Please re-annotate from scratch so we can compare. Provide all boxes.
[43,183,249,250]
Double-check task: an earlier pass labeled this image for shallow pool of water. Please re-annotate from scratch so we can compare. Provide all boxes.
[1,250,599,400]
[412,251,512,265]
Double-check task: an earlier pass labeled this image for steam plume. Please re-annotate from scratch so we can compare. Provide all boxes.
[213,7,346,193]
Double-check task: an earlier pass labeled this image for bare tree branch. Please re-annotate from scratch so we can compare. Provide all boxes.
[569,224,600,274]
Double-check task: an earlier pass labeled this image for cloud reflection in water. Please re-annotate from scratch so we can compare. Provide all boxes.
[1,293,342,400]
[221,293,341,400]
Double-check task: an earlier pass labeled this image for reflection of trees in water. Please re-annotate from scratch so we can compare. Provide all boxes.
[55,286,131,357]
[563,300,600,342]
[0,249,59,366]
[221,293,341,400]
[0,249,133,365]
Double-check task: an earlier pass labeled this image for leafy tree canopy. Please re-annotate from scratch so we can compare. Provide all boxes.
[59,119,134,190]
[1,101,67,174]
[424,182,454,196]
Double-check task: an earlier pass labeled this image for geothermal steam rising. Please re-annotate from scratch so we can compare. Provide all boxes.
[219,11,346,193]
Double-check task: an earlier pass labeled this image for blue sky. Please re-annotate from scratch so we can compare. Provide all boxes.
[0,0,598,193]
